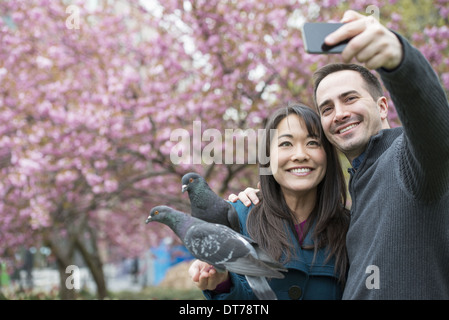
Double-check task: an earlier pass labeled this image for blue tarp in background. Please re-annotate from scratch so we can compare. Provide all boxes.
[150,241,193,285]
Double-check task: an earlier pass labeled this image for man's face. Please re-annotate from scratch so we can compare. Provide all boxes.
[315,70,388,162]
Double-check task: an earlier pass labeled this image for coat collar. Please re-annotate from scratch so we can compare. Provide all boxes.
[357,127,403,173]
[279,220,338,279]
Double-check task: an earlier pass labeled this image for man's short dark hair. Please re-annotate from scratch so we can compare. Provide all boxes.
[312,64,384,109]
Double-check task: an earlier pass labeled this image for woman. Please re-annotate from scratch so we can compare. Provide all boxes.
[189,104,350,300]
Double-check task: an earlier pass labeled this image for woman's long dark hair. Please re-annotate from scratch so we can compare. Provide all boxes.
[247,104,350,285]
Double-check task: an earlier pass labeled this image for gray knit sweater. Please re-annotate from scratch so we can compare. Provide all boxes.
[342,34,449,299]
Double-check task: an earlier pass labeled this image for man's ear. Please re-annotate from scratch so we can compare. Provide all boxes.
[377,96,390,128]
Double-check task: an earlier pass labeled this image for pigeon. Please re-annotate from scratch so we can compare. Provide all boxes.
[181,172,240,233]
[145,205,287,300]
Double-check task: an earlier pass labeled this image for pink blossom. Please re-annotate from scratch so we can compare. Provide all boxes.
[104,179,118,193]
[85,173,103,186]
[442,73,449,91]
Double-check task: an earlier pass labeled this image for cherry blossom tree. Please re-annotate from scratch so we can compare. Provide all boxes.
[0,0,447,299]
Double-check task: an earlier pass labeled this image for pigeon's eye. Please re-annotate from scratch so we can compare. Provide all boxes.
[189,178,194,183]
[154,211,159,215]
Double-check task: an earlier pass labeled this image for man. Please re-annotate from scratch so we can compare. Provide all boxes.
[232,10,449,299]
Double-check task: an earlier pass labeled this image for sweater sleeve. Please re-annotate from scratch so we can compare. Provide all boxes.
[377,32,449,202]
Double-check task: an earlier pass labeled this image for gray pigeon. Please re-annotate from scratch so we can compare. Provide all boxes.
[145,205,287,300]
[181,172,240,233]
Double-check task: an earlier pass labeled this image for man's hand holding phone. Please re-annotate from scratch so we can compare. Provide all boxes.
[303,10,403,70]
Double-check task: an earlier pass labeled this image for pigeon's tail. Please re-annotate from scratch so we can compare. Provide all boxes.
[245,276,278,300]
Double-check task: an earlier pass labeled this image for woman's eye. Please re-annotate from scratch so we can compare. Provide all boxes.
[279,141,292,147]
[307,140,321,147]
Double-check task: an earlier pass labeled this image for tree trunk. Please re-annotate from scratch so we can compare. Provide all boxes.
[74,235,108,299]
[45,235,77,300]
[57,260,77,300]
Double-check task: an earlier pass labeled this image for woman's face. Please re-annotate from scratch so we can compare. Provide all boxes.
[270,114,327,196]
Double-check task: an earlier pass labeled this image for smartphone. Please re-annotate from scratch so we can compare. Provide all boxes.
[302,22,349,54]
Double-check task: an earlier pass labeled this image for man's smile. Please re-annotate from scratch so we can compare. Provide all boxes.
[336,122,360,135]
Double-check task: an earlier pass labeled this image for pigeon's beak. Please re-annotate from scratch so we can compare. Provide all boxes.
[145,216,152,224]
[182,185,187,193]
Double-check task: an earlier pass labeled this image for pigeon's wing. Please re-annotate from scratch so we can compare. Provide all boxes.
[225,201,241,232]
[191,194,229,226]
[184,224,285,278]
[188,182,240,232]
[245,275,278,300]
[183,223,248,264]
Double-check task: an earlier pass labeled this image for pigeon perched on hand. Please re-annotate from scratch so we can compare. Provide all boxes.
[181,172,240,233]
[146,205,287,300]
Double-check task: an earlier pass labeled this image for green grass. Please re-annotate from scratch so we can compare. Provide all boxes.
[1,286,205,300]
[110,286,205,300]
